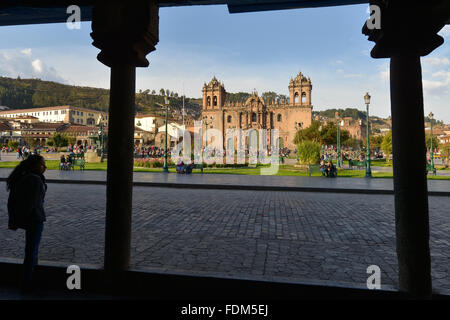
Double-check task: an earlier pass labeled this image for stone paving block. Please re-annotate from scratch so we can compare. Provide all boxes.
[0,182,449,293]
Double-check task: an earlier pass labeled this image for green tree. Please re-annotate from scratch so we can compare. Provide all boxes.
[8,140,19,150]
[297,140,321,165]
[345,138,362,149]
[67,136,76,146]
[362,135,384,150]
[319,121,350,146]
[294,120,322,144]
[441,144,450,166]
[48,133,69,147]
[381,130,393,162]
[425,133,440,151]
[262,91,277,104]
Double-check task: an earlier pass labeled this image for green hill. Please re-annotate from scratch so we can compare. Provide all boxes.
[0,76,202,119]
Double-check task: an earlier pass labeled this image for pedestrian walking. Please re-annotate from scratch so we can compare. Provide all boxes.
[6,154,47,294]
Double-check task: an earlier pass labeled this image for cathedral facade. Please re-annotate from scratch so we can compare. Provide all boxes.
[200,72,313,151]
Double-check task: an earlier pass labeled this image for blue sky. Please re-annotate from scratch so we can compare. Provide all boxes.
[0,4,449,122]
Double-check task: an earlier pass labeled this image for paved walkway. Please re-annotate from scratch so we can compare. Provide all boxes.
[0,181,449,295]
[0,168,449,194]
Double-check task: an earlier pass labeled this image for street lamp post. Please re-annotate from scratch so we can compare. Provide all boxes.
[98,117,105,162]
[163,95,170,173]
[364,92,372,178]
[202,116,213,149]
[429,112,434,171]
[335,112,341,168]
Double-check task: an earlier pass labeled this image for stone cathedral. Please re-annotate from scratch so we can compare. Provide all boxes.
[201,72,313,151]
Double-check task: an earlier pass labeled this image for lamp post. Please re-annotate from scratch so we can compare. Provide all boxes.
[429,112,434,171]
[364,92,372,178]
[163,95,170,173]
[335,112,341,168]
[202,115,213,149]
[98,116,105,162]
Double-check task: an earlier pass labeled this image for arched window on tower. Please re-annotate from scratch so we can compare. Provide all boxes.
[301,92,307,104]
[207,96,211,107]
[227,115,232,123]
[294,92,300,104]
[277,114,282,122]
[252,113,257,122]
[213,96,218,106]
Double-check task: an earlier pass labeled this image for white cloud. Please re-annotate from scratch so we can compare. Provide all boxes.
[0,48,67,83]
[423,69,450,96]
[380,68,389,81]
[343,73,363,78]
[423,57,450,67]
[438,25,450,38]
[31,59,42,73]
[21,48,32,56]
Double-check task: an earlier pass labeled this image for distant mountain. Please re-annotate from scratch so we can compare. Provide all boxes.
[0,76,202,119]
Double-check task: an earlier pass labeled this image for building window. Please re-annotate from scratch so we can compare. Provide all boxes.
[252,113,257,122]
[277,114,282,122]
[81,112,84,116]
[227,115,232,123]
[301,92,307,104]
[294,92,299,104]
[207,96,211,107]
[55,111,58,115]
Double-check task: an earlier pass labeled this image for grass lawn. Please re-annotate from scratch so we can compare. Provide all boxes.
[1,160,449,179]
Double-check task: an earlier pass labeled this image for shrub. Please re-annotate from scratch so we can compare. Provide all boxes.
[297,140,321,165]
[8,140,19,150]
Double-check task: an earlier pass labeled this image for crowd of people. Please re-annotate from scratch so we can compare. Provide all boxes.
[134,146,171,159]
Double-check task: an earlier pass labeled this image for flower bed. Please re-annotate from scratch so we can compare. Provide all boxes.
[134,158,174,168]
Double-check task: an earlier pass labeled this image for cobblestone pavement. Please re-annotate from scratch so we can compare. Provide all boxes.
[0,182,449,294]
[1,168,450,192]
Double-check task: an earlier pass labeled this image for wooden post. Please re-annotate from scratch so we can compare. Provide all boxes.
[91,1,159,280]
[390,54,431,297]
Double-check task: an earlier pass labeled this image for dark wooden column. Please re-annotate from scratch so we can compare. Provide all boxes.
[363,1,449,298]
[91,1,159,277]
[390,54,431,296]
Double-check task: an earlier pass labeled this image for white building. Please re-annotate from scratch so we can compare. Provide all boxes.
[0,106,108,126]
[134,113,168,133]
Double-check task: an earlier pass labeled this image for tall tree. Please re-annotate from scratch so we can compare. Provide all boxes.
[381,130,392,162]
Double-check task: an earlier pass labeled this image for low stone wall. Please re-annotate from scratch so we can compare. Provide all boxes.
[40,151,101,163]
[85,150,101,163]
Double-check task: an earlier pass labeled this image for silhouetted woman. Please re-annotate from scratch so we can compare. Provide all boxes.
[7,154,47,293]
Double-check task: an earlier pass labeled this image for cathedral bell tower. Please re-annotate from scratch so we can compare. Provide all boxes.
[289,72,312,106]
[202,76,226,110]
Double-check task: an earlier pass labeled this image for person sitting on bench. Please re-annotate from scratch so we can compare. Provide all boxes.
[185,163,194,174]
[327,161,336,178]
[60,155,66,170]
[66,155,72,170]
[176,160,185,174]
[319,160,328,177]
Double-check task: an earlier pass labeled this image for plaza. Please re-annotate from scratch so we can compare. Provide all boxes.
[0,169,449,295]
